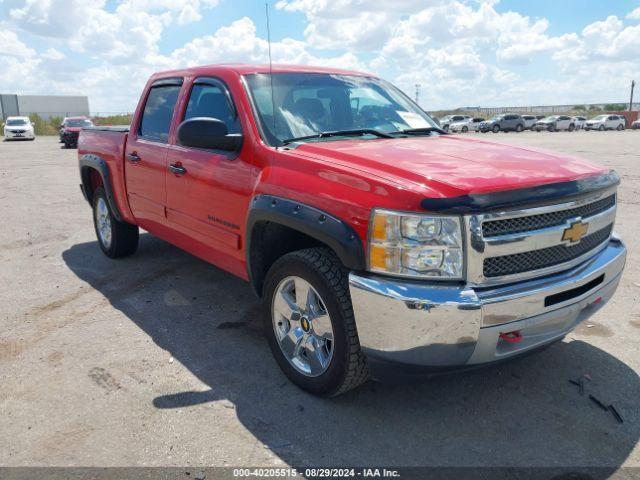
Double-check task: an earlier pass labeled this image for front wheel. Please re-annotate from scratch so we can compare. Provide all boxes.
[515,124,523,132]
[492,125,500,133]
[262,248,369,396]
[569,124,575,132]
[617,124,623,131]
[599,124,605,131]
[462,126,468,133]
[92,187,139,258]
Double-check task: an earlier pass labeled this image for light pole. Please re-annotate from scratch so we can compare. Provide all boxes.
[630,80,635,112]
[415,84,421,106]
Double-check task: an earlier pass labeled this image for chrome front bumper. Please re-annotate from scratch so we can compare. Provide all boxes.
[349,238,626,375]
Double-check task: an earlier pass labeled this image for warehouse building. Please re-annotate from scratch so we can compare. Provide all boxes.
[0,94,90,120]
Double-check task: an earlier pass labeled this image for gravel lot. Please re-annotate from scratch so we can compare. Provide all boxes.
[1,132,639,470]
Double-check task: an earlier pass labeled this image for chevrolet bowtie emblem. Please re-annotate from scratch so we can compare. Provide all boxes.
[562,221,589,244]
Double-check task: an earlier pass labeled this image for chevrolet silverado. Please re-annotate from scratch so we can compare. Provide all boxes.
[78,64,626,396]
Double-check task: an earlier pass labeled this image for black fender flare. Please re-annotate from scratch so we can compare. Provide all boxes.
[246,195,366,288]
[79,154,124,222]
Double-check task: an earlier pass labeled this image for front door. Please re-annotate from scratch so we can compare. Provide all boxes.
[125,78,182,227]
[165,77,254,274]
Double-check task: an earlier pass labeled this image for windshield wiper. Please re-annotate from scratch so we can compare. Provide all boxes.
[395,127,447,135]
[281,129,394,146]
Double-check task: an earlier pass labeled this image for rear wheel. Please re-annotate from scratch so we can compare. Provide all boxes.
[515,124,523,132]
[462,126,468,133]
[92,187,139,258]
[262,248,369,396]
[492,125,500,133]
[616,124,623,131]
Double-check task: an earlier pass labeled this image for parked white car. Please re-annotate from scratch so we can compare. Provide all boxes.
[3,116,35,141]
[439,114,472,131]
[572,116,587,130]
[521,115,537,130]
[534,115,575,132]
[584,114,625,131]
[449,117,485,133]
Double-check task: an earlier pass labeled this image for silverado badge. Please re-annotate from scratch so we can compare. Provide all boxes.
[562,221,589,244]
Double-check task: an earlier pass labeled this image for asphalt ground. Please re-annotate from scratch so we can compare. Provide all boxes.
[0,132,639,472]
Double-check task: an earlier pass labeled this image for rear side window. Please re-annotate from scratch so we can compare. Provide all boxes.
[139,85,181,142]
[184,83,240,134]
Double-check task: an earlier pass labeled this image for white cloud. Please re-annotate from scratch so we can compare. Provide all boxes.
[1,0,639,112]
[626,6,640,20]
[41,47,65,60]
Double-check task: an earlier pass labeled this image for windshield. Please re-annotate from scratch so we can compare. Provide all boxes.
[244,73,438,145]
[592,115,607,120]
[543,116,559,121]
[7,119,28,126]
[65,119,93,128]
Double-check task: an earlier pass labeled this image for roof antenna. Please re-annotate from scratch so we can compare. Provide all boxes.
[266,2,277,138]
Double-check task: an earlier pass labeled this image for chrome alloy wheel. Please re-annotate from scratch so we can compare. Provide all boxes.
[95,197,112,249]
[272,276,334,377]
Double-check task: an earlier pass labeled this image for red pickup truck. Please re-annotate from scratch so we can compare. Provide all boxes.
[78,64,626,396]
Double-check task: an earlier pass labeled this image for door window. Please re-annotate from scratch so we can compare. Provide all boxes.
[184,83,240,134]
[139,85,181,142]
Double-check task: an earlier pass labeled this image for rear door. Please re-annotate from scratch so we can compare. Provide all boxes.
[125,77,182,226]
[165,76,254,271]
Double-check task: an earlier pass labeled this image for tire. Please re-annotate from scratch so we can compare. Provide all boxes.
[262,248,369,396]
[599,124,605,131]
[462,126,468,133]
[569,124,575,132]
[549,125,556,132]
[92,187,139,258]
[616,124,623,131]
[492,125,500,133]
[515,124,523,132]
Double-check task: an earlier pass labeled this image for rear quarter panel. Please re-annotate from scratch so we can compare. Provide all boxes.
[78,129,136,223]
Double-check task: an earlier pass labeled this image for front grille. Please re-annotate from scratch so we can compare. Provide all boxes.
[483,224,613,278]
[482,194,615,237]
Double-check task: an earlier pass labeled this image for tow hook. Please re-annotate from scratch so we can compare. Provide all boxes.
[499,330,523,344]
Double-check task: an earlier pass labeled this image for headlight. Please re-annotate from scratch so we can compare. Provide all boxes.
[368,209,464,279]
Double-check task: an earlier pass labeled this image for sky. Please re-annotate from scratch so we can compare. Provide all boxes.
[1,0,639,113]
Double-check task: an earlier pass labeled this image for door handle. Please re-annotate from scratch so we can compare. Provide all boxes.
[127,152,141,162]
[169,163,187,175]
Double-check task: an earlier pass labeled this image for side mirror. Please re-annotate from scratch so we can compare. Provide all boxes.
[177,117,243,152]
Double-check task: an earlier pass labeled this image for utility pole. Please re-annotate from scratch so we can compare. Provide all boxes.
[630,80,635,111]
[414,84,421,106]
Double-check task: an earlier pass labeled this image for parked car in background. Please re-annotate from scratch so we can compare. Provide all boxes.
[439,115,472,131]
[522,115,537,130]
[573,116,587,130]
[3,116,35,141]
[59,117,70,143]
[585,115,625,131]
[449,117,485,133]
[61,117,94,148]
[534,115,575,132]
[478,114,525,133]
[632,119,640,130]
[536,115,545,120]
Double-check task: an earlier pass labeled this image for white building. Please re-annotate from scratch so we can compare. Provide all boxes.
[0,94,90,120]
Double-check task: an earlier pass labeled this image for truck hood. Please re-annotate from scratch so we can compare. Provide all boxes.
[64,127,83,133]
[292,135,606,198]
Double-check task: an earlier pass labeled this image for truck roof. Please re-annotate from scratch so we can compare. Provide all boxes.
[149,63,372,80]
